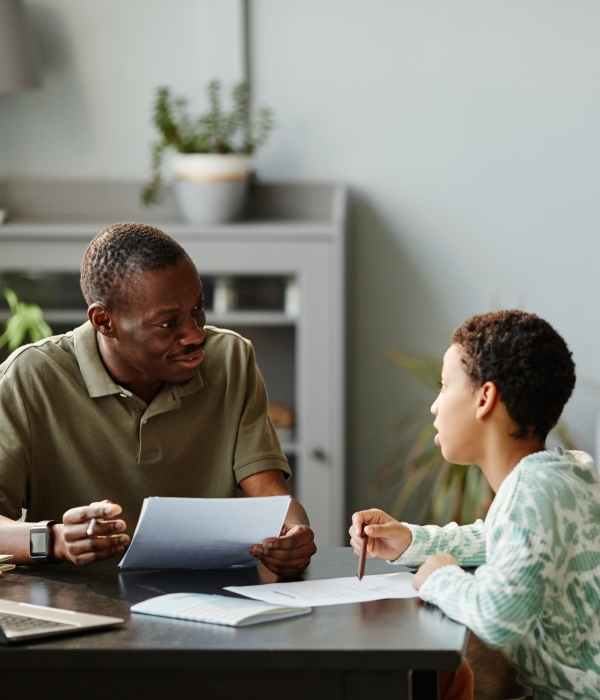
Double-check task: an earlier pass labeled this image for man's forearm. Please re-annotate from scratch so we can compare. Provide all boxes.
[0,516,36,565]
[285,498,310,528]
[0,515,65,565]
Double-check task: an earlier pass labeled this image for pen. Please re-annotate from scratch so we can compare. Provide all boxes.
[358,527,368,580]
[87,518,97,537]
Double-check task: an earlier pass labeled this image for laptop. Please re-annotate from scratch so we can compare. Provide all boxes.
[0,599,125,644]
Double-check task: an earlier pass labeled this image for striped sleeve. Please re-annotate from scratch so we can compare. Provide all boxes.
[388,520,487,568]
[417,521,548,649]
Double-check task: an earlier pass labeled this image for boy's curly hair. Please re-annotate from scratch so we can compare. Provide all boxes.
[452,310,575,440]
[80,222,187,307]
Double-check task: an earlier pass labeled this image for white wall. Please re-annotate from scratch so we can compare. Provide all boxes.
[2,1,600,516]
[250,0,600,513]
[0,0,243,178]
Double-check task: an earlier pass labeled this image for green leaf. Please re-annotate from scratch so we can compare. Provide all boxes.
[385,348,442,392]
[0,289,52,351]
[4,288,19,314]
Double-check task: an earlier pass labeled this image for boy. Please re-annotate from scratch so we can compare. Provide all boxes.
[351,310,600,700]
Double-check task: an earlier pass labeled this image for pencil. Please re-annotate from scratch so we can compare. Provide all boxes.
[87,518,97,536]
[358,528,368,580]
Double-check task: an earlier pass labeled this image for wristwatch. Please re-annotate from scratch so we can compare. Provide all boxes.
[29,520,59,563]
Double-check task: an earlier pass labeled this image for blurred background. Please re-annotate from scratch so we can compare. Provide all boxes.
[1,0,600,525]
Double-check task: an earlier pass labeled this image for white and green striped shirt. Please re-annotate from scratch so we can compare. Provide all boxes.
[391,448,600,699]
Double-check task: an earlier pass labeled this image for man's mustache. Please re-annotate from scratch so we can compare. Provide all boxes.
[169,338,206,360]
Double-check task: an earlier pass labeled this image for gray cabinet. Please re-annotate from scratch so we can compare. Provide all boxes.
[0,182,347,546]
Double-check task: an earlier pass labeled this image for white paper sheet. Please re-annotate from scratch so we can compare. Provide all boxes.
[119,496,291,569]
[225,571,418,607]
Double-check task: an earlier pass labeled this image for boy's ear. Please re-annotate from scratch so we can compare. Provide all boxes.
[475,381,499,421]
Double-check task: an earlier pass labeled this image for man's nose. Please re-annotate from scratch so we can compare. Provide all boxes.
[181,313,206,346]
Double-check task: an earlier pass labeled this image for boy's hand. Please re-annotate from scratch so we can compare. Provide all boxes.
[349,509,412,562]
[412,553,458,590]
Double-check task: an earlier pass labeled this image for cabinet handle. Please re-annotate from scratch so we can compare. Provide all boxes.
[311,448,327,462]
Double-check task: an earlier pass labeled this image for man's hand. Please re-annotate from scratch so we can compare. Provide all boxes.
[54,500,130,566]
[240,470,316,578]
[349,509,413,562]
[249,523,316,578]
[412,553,458,590]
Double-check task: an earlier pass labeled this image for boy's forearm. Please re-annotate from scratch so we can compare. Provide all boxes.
[418,561,542,649]
[417,522,547,649]
[390,520,487,567]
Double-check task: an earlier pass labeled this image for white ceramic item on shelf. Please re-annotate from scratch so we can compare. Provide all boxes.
[172,153,251,224]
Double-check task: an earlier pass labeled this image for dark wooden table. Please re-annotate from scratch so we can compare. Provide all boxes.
[0,547,468,700]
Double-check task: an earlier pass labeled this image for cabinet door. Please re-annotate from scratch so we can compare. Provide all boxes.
[295,241,342,548]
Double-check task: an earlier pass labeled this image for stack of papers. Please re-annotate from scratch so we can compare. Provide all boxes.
[0,554,14,574]
[119,496,291,569]
[131,592,311,627]
[226,572,419,607]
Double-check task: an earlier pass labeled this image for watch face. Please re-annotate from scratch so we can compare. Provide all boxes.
[30,531,47,555]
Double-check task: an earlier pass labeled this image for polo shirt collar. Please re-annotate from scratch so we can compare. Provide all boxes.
[176,371,203,397]
[73,322,204,400]
[74,322,123,398]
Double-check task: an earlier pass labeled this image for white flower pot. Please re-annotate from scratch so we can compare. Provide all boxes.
[171,153,251,224]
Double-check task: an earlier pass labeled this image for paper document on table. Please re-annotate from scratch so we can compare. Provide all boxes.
[225,572,418,607]
[119,496,291,570]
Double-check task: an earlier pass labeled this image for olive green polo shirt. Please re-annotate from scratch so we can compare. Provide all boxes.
[0,322,290,533]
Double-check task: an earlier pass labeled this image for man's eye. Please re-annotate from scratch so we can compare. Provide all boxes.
[160,319,176,329]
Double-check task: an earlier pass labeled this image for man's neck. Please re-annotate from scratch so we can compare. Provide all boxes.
[96,333,163,405]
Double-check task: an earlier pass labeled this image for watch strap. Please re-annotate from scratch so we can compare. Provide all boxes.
[30,520,60,563]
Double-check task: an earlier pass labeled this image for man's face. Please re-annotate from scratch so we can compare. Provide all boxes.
[430,344,480,465]
[109,256,207,385]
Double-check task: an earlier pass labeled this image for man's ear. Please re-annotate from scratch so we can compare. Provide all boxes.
[88,303,116,338]
[475,381,499,421]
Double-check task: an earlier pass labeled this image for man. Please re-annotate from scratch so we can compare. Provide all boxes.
[0,222,316,577]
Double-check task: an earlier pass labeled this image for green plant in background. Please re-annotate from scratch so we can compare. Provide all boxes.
[141,80,274,206]
[0,289,52,352]
[369,350,577,526]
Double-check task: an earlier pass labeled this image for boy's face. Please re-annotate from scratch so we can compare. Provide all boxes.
[431,344,480,465]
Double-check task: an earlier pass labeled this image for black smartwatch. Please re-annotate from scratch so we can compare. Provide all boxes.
[29,520,59,563]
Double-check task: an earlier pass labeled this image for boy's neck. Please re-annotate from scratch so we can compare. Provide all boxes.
[479,434,546,493]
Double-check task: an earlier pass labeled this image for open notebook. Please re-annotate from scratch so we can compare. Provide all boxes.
[131,592,312,627]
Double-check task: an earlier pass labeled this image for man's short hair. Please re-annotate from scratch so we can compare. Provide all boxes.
[80,222,187,308]
[452,310,576,441]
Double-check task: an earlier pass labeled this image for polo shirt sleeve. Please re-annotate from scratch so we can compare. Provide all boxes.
[0,375,31,520]
[232,343,292,485]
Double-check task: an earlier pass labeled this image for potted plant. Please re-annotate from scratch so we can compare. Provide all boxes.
[141,80,273,224]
